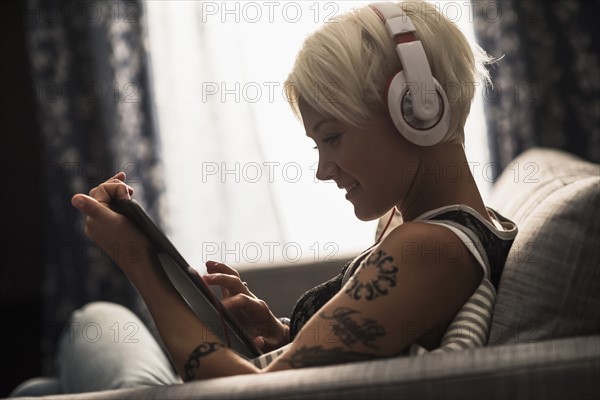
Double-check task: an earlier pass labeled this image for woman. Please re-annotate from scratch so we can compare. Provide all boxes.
[12,0,517,394]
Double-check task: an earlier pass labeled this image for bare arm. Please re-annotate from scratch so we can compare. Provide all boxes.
[72,173,480,379]
[72,173,260,380]
[120,253,260,380]
[263,221,481,372]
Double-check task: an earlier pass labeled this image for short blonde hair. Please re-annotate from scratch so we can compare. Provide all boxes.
[285,0,492,145]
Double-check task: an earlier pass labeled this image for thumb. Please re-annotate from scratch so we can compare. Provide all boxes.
[71,194,113,220]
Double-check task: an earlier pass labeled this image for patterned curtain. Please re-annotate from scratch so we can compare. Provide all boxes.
[473,0,600,172]
[25,0,166,373]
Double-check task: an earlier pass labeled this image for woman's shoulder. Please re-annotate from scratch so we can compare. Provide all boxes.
[367,217,483,289]
[372,204,518,290]
[377,220,476,265]
[381,218,468,251]
[412,204,517,238]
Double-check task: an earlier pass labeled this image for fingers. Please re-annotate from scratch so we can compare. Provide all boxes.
[88,171,134,205]
[72,171,133,218]
[89,182,133,204]
[221,294,267,316]
[107,171,126,183]
[204,260,251,298]
[218,293,285,352]
[203,273,251,297]
[205,260,240,278]
[71,194,116,221]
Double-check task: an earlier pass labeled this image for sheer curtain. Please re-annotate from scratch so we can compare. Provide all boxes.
[145,1,489,270]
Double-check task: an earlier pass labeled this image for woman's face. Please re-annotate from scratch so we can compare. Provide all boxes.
[300,100,421,221]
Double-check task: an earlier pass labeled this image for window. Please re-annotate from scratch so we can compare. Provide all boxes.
[145,1,490,272]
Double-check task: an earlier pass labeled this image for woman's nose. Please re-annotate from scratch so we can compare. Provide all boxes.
[316,161,338,181]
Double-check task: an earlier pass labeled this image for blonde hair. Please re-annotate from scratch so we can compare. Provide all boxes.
[285,0,492,145]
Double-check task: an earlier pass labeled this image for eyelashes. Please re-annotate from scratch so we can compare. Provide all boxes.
[312,134,341,150]
[324,134,340,145]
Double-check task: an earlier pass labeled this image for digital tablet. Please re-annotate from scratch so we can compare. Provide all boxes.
[110,198,262,359]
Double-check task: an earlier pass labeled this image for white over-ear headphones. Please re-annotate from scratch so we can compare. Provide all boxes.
[369,2,450,146]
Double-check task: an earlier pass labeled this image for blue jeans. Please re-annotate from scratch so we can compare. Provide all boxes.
[10,302,181,397]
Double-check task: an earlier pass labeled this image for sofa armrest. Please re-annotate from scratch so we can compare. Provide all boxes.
[30,335,599,400]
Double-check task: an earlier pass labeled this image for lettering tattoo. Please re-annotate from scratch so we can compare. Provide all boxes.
[183,342,224,382]
[281,345,377,368]
[345,250,398,301]
[320,307,385,349]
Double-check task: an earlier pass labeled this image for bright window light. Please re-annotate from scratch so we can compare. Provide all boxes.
[145,1,490,272]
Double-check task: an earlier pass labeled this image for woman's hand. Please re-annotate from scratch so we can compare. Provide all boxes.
[203,260,290,352]
[71,172,153,273]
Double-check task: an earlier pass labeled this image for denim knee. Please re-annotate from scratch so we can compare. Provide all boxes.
[58,301,181,392]
[70,301,139,326]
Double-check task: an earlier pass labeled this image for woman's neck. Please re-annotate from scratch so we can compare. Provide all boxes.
[397,143,492,223]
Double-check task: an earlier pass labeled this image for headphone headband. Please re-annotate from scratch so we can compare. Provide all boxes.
[369,2,439,120]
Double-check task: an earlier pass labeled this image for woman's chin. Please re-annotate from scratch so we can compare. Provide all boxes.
[352,206,388,222]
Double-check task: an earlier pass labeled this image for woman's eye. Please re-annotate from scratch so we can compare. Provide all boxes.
[312,134,341,150]
[323,134,340,145]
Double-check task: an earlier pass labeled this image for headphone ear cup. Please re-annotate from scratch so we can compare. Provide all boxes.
[387,71,450,146]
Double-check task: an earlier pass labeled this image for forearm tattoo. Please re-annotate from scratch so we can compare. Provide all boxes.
[345,250,398,301]
[320,307,385,349]
[183,342,224,382]
[281,308,385,368]
[281,345,377,368]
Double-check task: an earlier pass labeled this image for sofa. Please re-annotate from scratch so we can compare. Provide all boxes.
[16,147,600,399]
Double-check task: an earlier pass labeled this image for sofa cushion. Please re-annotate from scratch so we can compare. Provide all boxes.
[488,148,600,344]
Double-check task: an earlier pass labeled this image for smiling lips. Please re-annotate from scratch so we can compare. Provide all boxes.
[340,181,359,197]
[345,182,359,193]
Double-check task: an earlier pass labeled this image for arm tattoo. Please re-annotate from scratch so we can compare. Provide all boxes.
[281,345,377,368]
[183,342,224,382]
[320,307,385,349]
[345,250,398,301]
